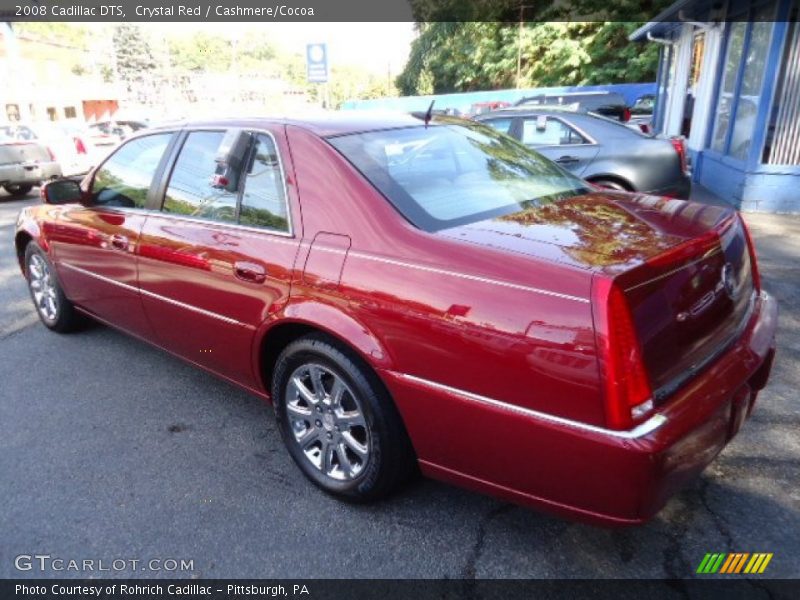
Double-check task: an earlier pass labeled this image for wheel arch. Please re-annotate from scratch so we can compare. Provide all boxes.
[585,173,635,192]
[253,301,394,402]
[14,229,36,274]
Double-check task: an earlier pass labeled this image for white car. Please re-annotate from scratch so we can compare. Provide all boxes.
[0,134,62,197]
[1,123,97,177]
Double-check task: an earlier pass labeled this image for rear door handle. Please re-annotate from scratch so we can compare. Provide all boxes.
[110,234,129,251]
[556,155,580,164]
[234,261,267,284]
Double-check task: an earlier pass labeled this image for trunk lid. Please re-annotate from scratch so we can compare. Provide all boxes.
[439,191,756,402]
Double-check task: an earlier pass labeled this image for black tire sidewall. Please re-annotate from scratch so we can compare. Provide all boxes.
[4,184,34,197]
[272,337,390,500]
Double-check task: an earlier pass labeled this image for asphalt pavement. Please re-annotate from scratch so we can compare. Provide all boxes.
[1,188,798,580]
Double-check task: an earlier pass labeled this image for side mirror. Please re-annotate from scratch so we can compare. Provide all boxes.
[536,115,548,132]
[41,179,83,205]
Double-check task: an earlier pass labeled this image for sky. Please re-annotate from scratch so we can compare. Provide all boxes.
[142,22,418,76]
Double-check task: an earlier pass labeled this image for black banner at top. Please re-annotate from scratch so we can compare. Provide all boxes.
[0,0,690,23]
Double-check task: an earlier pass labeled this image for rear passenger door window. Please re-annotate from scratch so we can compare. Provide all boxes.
[521,117,587,147]
[163,131,238,223]
[162,130,290,233]
[239,133,289,232]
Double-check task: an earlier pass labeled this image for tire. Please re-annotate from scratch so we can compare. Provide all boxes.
[3,183,34,197]
[272,333,416,502]
[24,242,83,333]
[590,178,630,192]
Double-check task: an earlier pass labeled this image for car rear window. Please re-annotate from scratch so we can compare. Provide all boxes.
[328,120,589,231]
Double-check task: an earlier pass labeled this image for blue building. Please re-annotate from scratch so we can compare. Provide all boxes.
[631,0,800,212]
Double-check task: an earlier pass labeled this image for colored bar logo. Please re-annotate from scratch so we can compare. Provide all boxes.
[696,553,773,574]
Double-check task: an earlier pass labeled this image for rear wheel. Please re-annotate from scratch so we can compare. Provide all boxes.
[3,183,34,197]
[24,243,83,332]
[272,333,416,502]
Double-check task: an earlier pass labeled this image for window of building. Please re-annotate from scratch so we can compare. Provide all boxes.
[764,3,800,165]
[64,106,77,119]
[709,5,776,159]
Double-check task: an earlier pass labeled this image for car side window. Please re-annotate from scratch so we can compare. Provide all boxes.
[482,118,514,135]
[239,133,289,232]
[521,118,587,146]
[163,131,238,223]
[92,133,172,208]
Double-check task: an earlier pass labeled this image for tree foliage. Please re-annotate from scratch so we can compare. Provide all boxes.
[112,24,158,92]
[397,0,672,95]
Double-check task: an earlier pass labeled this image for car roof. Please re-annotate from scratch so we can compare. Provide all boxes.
[147,111,428,138]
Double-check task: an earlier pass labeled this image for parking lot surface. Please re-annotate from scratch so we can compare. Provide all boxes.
[1,189,798,579]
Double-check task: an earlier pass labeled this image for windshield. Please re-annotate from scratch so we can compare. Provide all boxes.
[328,120,589,231]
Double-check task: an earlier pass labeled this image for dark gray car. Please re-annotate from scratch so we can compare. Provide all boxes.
[474,108,691,198]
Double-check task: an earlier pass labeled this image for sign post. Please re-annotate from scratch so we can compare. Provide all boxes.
[306,43,329,107]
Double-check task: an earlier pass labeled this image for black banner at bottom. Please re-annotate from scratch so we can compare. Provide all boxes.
[2,579,799,600]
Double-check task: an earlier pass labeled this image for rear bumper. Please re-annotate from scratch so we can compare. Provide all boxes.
[383,291,778,526]
[0,161,62,186]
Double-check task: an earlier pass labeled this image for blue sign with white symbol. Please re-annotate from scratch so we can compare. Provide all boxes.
[306,43,328,83]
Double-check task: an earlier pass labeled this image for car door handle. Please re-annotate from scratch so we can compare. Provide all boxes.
[234,261,267,284]
[556,155,580,164]
[110,234,129,251]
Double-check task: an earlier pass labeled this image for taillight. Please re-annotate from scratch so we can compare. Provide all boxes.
[46,146,56,161]
[670,137,688,175]
[592,276,653,430]
[74,137,87,154]
[622,107,631,122]
[639,123,650,134]
[740,216,761,292]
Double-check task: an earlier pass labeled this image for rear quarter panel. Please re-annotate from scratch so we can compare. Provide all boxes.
[284,125,605,437]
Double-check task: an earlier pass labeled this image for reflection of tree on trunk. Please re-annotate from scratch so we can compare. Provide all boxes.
[497,196,681,267]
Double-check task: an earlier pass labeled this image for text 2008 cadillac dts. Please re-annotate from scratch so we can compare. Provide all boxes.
[14,114,777,525]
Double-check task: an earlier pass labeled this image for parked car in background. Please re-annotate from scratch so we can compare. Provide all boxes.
[470,101,512,116]
[0,133,62,197]
[515,91,631,122]
[629,93,656,133]
[1,123,95,176]
[88,119,149,145]
[474,107,691,198]
[15,113,776,525]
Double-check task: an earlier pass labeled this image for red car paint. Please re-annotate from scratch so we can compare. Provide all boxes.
[15,115,777,525]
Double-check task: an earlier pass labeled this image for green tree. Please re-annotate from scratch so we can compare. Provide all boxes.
[112,24,158,92]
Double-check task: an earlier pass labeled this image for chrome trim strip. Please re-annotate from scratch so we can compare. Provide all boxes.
[395,372,667,440]
[61,263,253,329]
[347,251,590,303]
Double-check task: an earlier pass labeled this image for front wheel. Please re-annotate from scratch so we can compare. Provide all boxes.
[272,334,416,502]
[25,243,83,332]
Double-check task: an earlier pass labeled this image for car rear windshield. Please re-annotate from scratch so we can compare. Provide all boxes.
[328,121,589,231]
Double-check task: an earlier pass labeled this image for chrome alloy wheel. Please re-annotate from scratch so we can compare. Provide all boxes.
[28,253,58,321]
[285,363,371,481]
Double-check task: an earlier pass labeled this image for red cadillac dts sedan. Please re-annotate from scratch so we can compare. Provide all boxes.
[15,113,777,525]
